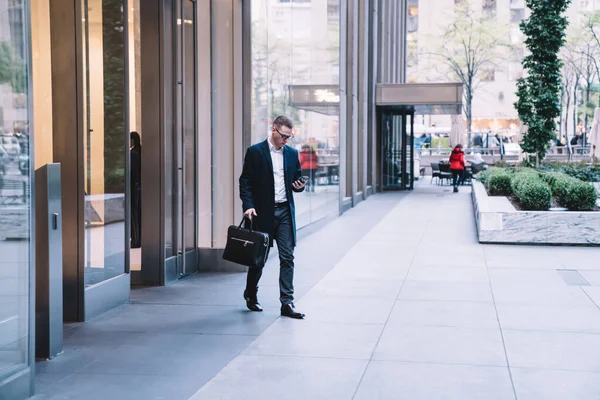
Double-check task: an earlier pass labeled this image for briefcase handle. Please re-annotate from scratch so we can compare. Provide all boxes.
[237,216,253,231]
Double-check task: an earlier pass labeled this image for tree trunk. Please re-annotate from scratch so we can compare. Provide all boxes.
[465,89,473,147]
[564,92,570,143]
[585,84,591,145]
[573,86,578,147]
[559,87,564,140]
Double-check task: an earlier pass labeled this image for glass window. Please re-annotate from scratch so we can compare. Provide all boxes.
[483,0,496,18]
[81,0,127,286]
[0,0,31,381]
[251,0,340,229]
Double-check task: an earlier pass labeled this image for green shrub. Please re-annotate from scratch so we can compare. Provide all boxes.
[538,171,598,211]
[477,169,491,184]
[487,172,513,196]
[554,178,598,211]
[547,173,571,202]
[494,160,510,168]
[511,173,531,194]
[540,171,562,188]
[477,167,503,185]
[511,174,552,210]
[539,162,600,183]
[514,168,539,178]
[562,181,598,211]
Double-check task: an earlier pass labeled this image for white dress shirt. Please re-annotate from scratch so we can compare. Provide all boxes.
[269,139,287,203]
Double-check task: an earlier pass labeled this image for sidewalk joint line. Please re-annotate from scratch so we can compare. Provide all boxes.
[483,245,519,400]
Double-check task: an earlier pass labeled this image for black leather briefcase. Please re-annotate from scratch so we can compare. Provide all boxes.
[223,218,270,268]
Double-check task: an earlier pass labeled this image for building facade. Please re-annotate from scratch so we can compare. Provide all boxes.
[406,0,600,135]
[0,0,407,398]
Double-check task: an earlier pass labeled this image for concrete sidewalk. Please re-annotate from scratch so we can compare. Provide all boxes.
[32,190,405,400]
[191,182,600,400]
[32,181,600,399]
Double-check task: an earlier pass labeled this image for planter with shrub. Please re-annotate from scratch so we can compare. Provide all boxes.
[472,167,600,245]
[478,167,598,212]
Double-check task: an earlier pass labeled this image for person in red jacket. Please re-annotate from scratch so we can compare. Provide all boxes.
[299,144,318,192]
[449,144,465,192]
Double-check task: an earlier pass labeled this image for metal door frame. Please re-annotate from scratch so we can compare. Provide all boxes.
[378,107,415,191]
[181,0,198,277]
[168,0,198,282]
[79,0,131,320]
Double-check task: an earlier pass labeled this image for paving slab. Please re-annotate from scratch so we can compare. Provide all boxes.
[354,361,515,400]
[511,368,600,400]
[190,355,368,400]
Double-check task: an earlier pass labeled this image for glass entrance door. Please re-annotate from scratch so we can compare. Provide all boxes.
[81,0,127,286]
[167,0,198,281]
[381,110,414,190]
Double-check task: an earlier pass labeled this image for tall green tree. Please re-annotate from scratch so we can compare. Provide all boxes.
[515,0,571,162]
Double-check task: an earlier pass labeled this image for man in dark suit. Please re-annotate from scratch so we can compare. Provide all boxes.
[239,115,307,319]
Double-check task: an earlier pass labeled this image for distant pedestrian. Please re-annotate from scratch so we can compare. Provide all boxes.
[449,144,466,193]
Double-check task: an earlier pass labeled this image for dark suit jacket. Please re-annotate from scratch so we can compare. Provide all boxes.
[239,139,304,247]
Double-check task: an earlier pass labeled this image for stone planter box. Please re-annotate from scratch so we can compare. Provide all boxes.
[472,180,600,245]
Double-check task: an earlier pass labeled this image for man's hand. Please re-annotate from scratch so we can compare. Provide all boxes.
[292,179,306,191]
[244,208,257,220]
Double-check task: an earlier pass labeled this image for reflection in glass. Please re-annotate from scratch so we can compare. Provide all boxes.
[82,0,127,286]
[184,0,197,255]
[250,0,341,229]
[0,0,30,380]
[130,131,141,249]
[128,0,142,271]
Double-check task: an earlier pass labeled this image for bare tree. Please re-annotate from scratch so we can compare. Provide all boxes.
[426,0,511,145]
[562,17,600,142]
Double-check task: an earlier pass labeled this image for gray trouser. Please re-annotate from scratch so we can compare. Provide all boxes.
[245,205,295,305]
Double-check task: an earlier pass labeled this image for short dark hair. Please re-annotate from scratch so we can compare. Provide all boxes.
[273,115,294,130]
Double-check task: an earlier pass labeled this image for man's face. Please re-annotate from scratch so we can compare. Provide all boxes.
[271,124,293,149]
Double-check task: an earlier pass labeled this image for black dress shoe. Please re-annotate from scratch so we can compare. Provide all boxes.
[243,290,263,312]
[281,303,305,319]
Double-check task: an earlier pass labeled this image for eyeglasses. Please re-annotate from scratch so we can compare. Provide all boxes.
[274,127,294,141]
